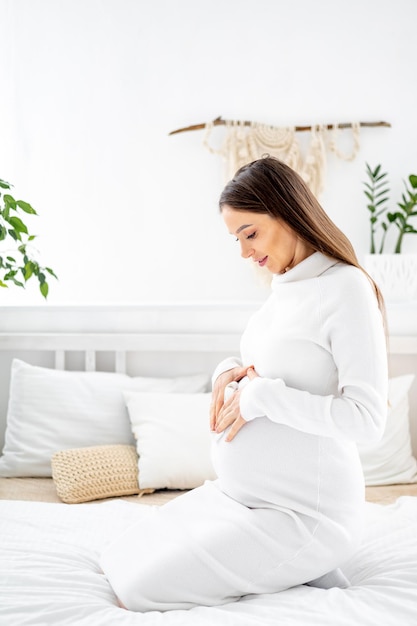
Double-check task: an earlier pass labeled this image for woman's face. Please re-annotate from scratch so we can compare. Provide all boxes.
[221,205,313,274]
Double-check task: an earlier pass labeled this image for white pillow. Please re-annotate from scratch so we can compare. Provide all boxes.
[358,375,417,486]
[124,390,217,490]
[0,359,209,478]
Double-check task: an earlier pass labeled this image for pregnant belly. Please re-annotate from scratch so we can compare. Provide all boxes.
[211,417,363,516]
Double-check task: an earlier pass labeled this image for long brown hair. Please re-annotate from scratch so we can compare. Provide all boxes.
[219,155,385,313]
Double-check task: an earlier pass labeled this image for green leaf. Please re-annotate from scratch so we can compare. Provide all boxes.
[0,180,11,190]
[374,181,389,191]
[40,281,49,298]
[8,228,20,241]
[409,174,417,189]
[23,261,34,281]
[16,200,37,215]
[46,267,58,279]
[11,277,24,288]
[8,216,28,234]
[4,268,17,277]
[3,194,16,210]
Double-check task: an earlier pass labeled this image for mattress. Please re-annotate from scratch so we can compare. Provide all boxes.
[1,496,417,625]
[0,477,182,505]
[2,476,417,505]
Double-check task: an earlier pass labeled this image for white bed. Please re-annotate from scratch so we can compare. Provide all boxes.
[1,496,417,626]
[1,304,417,625]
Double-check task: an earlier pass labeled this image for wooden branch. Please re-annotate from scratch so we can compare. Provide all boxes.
[169,116,391,136]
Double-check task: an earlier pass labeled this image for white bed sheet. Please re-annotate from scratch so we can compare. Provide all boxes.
[1,497,417,626]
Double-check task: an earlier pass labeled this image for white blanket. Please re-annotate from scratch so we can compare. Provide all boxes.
[1,497,417,626]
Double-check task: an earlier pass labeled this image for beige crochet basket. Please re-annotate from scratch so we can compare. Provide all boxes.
[51,444,148,503]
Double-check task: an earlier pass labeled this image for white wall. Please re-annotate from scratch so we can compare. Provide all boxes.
[0,0,416,305]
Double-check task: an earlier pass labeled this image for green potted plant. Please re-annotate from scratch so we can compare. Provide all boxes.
[363,163,417,301]
[0,178,56,298]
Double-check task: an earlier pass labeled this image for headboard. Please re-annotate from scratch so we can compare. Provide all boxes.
[0,304,416,455]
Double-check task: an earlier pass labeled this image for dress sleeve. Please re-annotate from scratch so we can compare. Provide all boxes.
[239,271,388,444]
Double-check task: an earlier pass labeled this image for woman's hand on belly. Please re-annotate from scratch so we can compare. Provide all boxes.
[215,367,258,442]
[210,365,253,431]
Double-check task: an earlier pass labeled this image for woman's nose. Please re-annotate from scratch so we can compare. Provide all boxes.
[240,241,254,259]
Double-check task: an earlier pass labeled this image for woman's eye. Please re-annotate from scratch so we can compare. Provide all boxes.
[235,231,256,242]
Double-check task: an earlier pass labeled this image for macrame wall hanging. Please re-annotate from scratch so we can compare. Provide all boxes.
[169,117,391,197]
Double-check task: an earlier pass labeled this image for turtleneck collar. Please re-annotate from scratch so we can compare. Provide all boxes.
[271,252,340,287]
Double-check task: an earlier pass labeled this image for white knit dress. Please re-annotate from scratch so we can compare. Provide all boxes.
[100,253,388,612]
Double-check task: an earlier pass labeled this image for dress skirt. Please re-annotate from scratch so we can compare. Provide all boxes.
[100,419,364,612]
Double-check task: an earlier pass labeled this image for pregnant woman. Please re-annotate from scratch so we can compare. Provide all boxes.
[101,156,388,612]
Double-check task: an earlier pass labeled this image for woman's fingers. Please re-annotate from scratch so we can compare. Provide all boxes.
[210,366,247,428]
[224,416,247,442]
[215,391,245,439]
[210,365,257,431]
[210,385,228,430]
[210,391,223,430]
[209,404,216,431]
[215,406,233,433]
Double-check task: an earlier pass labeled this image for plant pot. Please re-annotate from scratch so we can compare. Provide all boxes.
[364,254,417,302]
